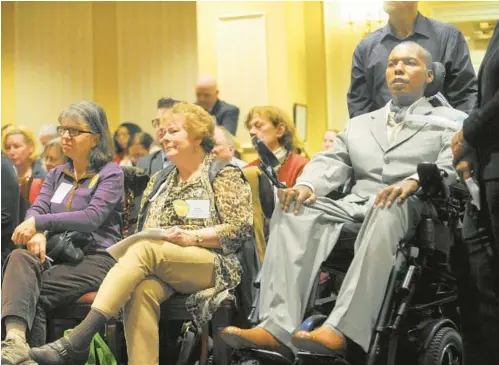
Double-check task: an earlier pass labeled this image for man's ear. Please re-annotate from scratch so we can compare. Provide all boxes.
[276,123,286,138]
[426,69,434,84]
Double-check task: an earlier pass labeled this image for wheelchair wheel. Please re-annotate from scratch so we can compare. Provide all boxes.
[418,327,463,365]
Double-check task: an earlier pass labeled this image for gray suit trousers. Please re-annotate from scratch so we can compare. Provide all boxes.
[258,195,423,352]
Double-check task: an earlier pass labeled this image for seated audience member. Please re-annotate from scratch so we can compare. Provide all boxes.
[27,138,65,206]
[1,154,20,267]
[245,106,308,187]
[124,132,154,167]
[195,76,240,135]
[322,129,338,151]
[2,125,46,215]
[30,103,253,365]
[220,42,459,359]
[43,138,65,172]
[348,1,477,118]
[0,101,124,364]
[137,97,180,176]
[112,122,141,165]
[38,124,59,147]
[213,126,246,168]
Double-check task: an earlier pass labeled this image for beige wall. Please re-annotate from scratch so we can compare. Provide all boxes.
[3,1,94,143]
[1,1,198,153]
[116,2,198,136]
[196,1,327,157]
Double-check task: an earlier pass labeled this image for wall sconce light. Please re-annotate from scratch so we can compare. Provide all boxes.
[339,1,388,36]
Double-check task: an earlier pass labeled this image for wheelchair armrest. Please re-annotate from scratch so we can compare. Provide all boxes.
[417,163,450,200]
[325,190,347,201]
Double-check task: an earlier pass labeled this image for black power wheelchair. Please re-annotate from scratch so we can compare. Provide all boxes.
[236,135,469,365]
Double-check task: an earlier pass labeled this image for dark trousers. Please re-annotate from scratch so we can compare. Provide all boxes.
[1,249,116,347]
[457,179,499,365]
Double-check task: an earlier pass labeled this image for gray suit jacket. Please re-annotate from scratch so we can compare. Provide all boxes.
[137,150,164,177]
[297,99,461,200]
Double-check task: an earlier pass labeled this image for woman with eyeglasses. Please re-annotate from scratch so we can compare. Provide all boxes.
[1,101,124,365]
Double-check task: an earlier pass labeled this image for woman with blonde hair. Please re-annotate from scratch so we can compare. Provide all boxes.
[31,102,253,365]
[245,106,308,187]
[2,125,46,212]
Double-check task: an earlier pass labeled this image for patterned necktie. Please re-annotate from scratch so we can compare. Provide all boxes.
[390,104,409,124]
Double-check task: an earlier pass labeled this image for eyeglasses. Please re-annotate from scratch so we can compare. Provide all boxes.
[57,126,95,137]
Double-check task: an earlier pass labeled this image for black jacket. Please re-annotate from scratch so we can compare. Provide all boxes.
[1,155,20,265]
[210,99,240,135]
[137,150,165,177]
[463,22,499,180]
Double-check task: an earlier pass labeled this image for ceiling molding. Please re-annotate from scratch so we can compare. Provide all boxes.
[430,3,499,23]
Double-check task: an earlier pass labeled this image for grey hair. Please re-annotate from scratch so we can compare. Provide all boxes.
[38,124,58,137]
[393,41,432,69]
[216,126,236,147]
[58,101,114,169]
[44,137,62,150]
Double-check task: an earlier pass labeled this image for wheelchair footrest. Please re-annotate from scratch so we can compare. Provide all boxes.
[238,348,294,365]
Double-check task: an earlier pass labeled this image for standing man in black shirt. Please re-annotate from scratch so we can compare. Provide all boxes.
[348,1,477,117]
[452,22,499,365]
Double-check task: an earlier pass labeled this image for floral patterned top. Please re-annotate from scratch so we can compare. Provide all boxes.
[137,155,253,325]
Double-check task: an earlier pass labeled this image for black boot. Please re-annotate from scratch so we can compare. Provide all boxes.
[29,337,89,365]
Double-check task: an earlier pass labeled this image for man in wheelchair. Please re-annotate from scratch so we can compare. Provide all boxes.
[220,42,460,360]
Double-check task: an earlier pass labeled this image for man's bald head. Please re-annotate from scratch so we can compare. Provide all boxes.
[393,41,432,69]
[386,41,434,106]
[195,76,219,111]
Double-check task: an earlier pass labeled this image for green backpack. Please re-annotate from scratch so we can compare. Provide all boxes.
[63,329,117,365]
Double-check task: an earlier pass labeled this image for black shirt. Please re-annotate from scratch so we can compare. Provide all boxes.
[463,22,499,180]
[348,13,478,118]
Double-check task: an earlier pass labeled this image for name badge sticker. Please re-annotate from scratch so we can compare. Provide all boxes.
[185,200,210,219]
[50,182,74,204]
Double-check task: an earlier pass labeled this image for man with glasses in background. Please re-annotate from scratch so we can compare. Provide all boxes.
[137,98,179,176]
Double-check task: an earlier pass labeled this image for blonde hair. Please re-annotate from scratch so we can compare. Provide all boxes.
[245,106,306,155]
[164,102,216,152]
[2,125,39,161]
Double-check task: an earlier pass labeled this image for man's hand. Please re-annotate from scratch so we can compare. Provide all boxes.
[163,226,197,247]
[375,180,419,208]
[279,185,316,214]
[12,217,37,245]
[451,129,468,165]
[456,160,472,181]
[27,233,47,263]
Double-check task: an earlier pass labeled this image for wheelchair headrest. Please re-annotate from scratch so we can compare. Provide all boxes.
[424,62,446,98]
